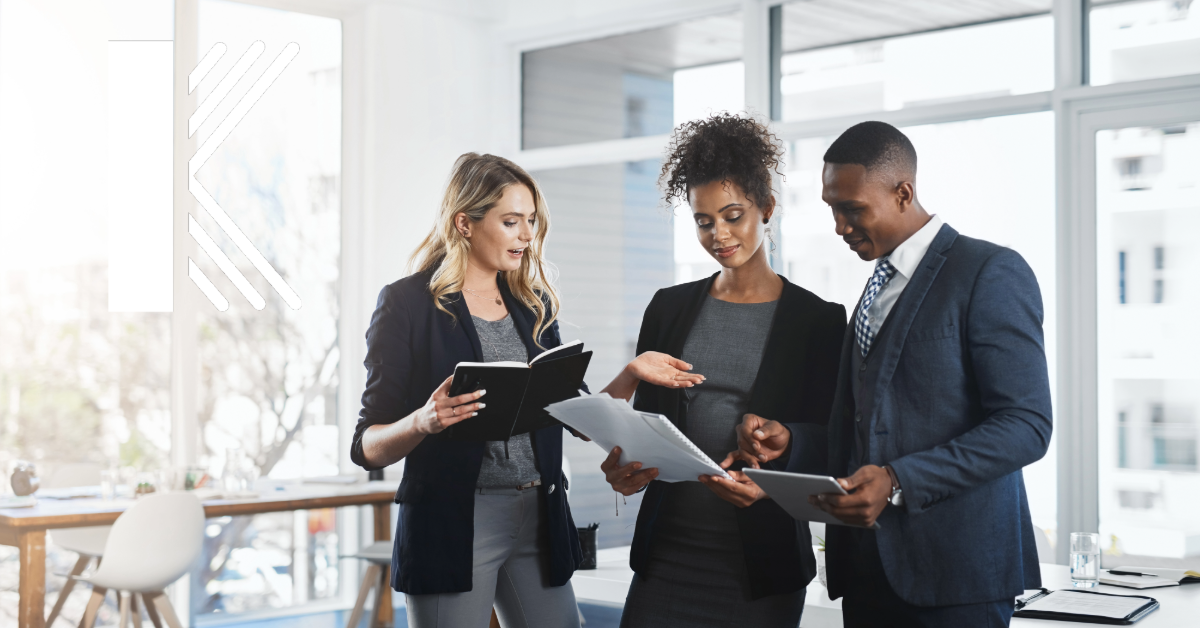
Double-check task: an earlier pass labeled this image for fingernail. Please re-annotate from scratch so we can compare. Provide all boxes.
[478,390,487,396]
[754,430,765,438]
[471,412,478,417]
[477,403,486,409]
[633,463,641,469]
[758,454,766,461]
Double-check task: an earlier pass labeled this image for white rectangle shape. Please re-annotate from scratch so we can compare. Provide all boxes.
[743,469,880,530]
[108,0,174,40]
[108,40,173,312]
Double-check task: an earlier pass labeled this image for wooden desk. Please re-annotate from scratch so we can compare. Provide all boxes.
[573,547,1200,627]
[0,481,397,628]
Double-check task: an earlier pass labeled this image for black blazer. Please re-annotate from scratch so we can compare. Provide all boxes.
[351,269,582,595]
[629,273,846,600]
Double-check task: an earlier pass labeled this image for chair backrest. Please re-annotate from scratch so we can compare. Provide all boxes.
[90,492,205,592]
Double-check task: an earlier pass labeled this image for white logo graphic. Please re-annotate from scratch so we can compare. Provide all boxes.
[187,41,302,312]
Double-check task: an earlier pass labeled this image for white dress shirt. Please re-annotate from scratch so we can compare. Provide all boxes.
[863,214,943,330]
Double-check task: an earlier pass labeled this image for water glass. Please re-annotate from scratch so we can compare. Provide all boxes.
[99,468,118,500]
[1070,532,1100,588]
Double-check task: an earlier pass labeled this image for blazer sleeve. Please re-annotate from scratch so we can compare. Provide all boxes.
[631,290,663,415]
[780,303,846,474]
[888,248,1053,515]
[351,284,416,471]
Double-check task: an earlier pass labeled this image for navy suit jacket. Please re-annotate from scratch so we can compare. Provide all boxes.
[350,269,581,594]
[630,274,845,600]
[815,223,1052,607]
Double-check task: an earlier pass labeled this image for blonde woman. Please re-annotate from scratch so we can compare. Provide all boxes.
[351,153,698,628]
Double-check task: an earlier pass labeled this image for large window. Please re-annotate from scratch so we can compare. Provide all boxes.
[188,0,343,615]
[777,0,1053,122]
[1088,0,1200,86]
[522,11,743,149]
[1096,121,1200,568]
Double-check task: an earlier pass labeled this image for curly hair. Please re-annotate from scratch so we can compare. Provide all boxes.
[659,112,785,209]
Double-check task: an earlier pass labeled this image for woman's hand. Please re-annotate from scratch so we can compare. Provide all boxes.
[412,376,487,435]
[626,351,705,389]
[601,446,658,496]
[698,454,767,508]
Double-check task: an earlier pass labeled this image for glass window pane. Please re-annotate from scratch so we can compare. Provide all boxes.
[0,2,173,485]
[778,0,1053,122]
[523,12,743,149]
[534,159,673,547]
[190,0,342,614]
[1096,121,1200,568]
[1089,0,1200,86]
[777,112,1058,541]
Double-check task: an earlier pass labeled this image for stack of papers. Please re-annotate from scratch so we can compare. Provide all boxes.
[546,393,731,482]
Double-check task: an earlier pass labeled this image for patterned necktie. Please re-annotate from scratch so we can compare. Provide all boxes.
[856,257,897,357]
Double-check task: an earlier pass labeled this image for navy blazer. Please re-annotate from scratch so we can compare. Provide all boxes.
[630,274,846,600]
[351,269,582,594]
[812,224,1052,607]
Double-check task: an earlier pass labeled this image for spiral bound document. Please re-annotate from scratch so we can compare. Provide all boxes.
[545,393,731,482]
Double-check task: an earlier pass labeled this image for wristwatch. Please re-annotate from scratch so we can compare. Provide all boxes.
[883,465,904,507]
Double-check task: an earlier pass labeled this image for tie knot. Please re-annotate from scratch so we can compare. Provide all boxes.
[874,257,896,280]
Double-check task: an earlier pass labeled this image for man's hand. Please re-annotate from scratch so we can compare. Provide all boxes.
[736,413,791,465]
[808,464,892,527]
[601,447,658,496]
[698,453,767,508]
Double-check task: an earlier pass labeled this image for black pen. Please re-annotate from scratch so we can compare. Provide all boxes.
[1108,569,1154,577]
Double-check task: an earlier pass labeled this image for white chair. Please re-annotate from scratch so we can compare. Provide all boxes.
[343,541,392,628]
[45,464,110,627]
[75,492,205,628]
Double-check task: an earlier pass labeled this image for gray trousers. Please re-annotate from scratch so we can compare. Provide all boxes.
[405,487,580,628]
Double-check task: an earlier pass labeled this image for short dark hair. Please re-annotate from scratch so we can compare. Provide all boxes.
[823,121,917,181]
[660,113,784,209]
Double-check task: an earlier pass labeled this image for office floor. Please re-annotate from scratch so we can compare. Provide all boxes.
[212,602,624,628]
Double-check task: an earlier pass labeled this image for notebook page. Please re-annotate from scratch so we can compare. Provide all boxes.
[529,339,583,365]
[1023,590,1151,619]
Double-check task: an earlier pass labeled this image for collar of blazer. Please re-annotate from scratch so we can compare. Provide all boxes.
[851,222,959,394]
[445,275,547,363]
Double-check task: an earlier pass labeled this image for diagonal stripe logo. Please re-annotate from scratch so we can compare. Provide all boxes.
[187,41,303,311]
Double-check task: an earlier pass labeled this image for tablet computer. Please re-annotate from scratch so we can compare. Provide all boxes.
[744,468,881,530]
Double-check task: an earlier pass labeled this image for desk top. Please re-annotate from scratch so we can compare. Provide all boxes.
[0,481,396,530]
[571,547,1200,627]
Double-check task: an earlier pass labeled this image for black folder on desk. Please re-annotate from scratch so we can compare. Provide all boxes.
[1013,588,1159,624]
[446,340,591,441]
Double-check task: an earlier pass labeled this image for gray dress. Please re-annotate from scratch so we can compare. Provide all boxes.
[621,296,804,628]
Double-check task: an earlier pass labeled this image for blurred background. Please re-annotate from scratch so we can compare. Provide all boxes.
[0,0,1197,626]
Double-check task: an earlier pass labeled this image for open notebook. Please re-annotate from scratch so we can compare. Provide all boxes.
[447,340,591,441]
[545,393,731,482]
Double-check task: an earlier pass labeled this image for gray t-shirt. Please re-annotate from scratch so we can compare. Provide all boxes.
[471,314,542,488]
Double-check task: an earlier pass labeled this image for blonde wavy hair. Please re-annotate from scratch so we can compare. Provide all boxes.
[408,153,560,345]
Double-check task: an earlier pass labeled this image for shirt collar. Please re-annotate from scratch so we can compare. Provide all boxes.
[886,214,943,280]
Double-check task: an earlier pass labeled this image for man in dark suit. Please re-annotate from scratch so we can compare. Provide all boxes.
[736,121,1051,626]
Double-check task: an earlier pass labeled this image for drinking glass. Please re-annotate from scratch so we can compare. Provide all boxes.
[99,468,118,500]
[1070,532,1100,588]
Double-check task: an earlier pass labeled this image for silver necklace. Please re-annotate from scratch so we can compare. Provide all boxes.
[463,286,502,306]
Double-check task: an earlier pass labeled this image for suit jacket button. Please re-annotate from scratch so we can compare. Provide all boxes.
[548,484,556,494]
[855,412,862,423]
[859,362,867,372]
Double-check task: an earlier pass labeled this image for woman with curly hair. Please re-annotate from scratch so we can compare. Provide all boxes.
[598,114,847,626]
